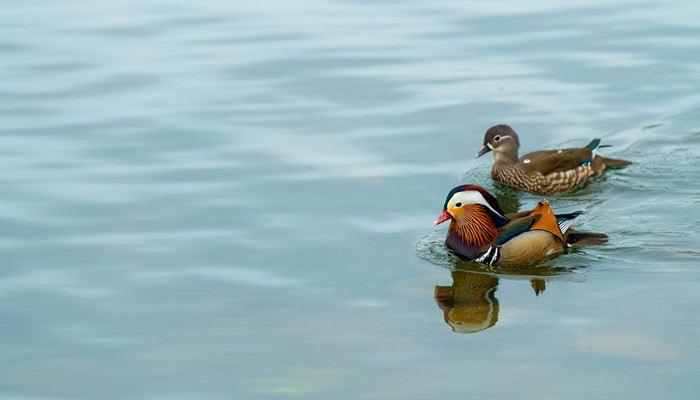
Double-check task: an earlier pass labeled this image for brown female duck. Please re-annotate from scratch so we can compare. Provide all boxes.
[475,124,630,195]
[433,184,607,266]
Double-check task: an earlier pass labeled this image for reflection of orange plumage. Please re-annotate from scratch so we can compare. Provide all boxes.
[434,270,499,334]
[434,184,607,266]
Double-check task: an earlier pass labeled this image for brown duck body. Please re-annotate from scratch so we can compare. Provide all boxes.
[477,125,631,195]
[435,185,607,267]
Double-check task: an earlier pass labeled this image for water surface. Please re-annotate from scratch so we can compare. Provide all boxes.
[2,0,700,399]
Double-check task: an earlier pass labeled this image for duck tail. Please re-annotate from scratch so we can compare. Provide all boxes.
[600,156,632,167]
[587,139,631,166]
[565,230,608,246]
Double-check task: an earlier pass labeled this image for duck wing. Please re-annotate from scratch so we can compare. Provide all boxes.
[499,201,581,246]
[496,214,539,245]
[520,147,594,175]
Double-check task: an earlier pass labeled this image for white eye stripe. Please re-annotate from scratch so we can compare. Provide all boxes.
[449,191,502,216]
[489,135,511,146]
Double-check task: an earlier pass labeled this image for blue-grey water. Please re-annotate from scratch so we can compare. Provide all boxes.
[2,1,700,399]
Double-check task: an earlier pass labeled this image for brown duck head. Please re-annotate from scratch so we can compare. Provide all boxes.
[475,124,521,162]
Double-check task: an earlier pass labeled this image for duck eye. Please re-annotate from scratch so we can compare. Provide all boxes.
[455,202,462,207]
[494,135,501,142]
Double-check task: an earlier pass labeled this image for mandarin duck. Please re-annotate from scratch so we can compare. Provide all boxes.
[475,124,631,195]
[433,185,607,266]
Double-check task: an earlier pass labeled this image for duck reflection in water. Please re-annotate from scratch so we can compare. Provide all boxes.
[434,270,500,334]
[434,268,551,334]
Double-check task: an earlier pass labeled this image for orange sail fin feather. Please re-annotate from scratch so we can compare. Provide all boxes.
[527,200,564,241]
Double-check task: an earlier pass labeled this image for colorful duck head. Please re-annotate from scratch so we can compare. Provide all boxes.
[475,124,521,162]
[433,184,507,227]
[434,184,510,260]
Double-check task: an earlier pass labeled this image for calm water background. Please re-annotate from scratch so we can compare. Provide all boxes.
[2,0,700,399]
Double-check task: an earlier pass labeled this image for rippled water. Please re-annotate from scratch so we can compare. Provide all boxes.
[2,0,700,399]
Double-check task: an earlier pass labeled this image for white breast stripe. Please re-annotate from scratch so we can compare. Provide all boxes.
[475,247,493,263]
[475,246,500,266]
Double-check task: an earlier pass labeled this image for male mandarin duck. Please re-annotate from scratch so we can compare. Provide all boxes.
[433,184,607,266]
[475,124,631,195]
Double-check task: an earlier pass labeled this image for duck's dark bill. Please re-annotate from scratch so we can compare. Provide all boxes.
[475,145,491,159]
[434,211,452,226]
